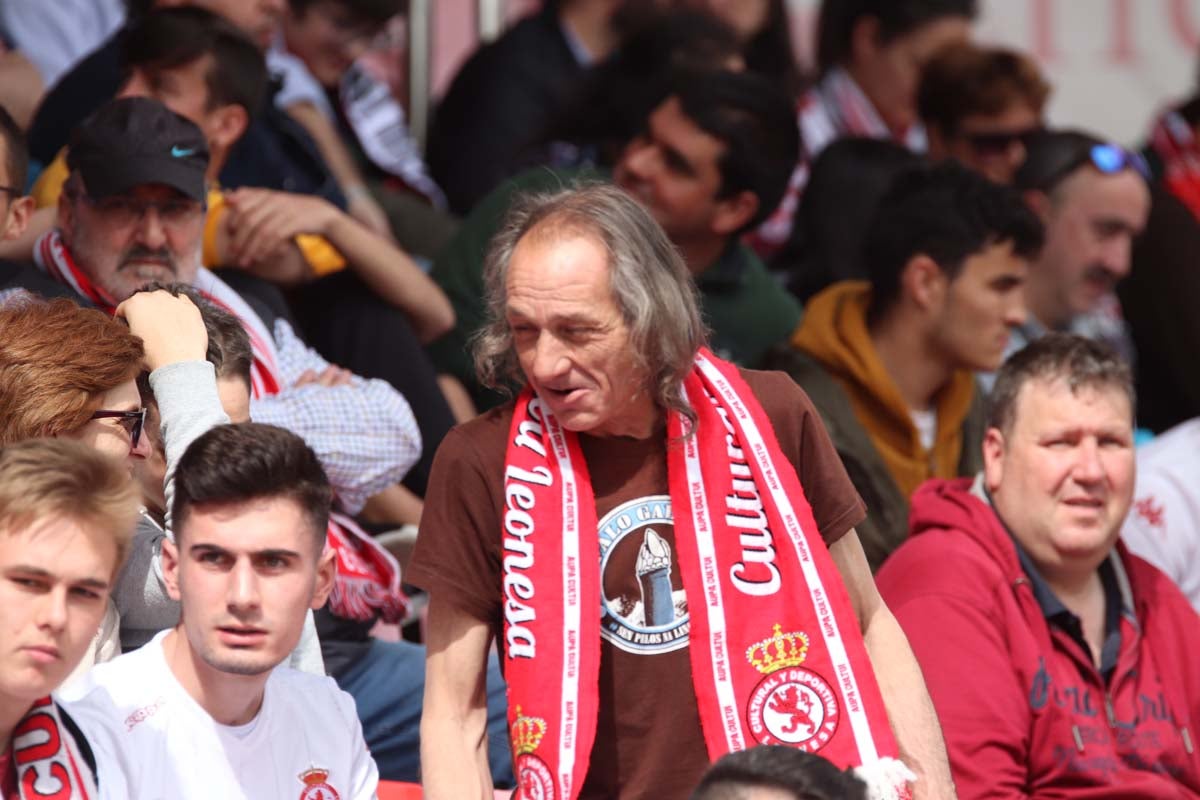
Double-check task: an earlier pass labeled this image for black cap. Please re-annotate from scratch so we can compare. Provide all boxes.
[67,97,209,202]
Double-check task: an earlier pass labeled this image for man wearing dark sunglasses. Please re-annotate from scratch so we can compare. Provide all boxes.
[998,130,1150,376]
[919,41,1050,185]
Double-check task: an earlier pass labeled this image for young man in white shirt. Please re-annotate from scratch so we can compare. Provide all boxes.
[60,423,378,799]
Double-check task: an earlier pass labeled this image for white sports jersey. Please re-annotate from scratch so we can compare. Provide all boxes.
[1121,418,1200,612]
[57,631,378,800]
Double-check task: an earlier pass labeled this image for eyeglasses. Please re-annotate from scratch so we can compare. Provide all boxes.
[81,195,202,229]
[962,126,1042,156]
[0,184,20,198]
[1017,135,1150,192]
[90,408,147,449]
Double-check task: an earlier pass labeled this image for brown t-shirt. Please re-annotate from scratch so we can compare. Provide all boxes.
[407,368,866,799]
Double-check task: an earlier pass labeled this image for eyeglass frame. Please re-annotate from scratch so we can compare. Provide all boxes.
[959,125,1044,157]
[66,189,205,229]
[90,407,147,449]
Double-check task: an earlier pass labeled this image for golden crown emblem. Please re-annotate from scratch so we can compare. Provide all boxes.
[298,768,331,786]
[746,623,810,674]
[511,706,548,755]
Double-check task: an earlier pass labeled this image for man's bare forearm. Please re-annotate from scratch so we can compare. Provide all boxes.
[419,714,494,800]
[864,603,957,799]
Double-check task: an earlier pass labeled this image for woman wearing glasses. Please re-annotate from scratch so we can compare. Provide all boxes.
[0,297,148,464]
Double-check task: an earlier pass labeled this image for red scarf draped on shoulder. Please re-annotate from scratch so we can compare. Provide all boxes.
[7,697,96,799]
[502,349,912,800]
[32,231,407,625]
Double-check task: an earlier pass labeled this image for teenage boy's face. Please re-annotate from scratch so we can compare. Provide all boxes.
[164,496,334,679]
[0,517,117,710]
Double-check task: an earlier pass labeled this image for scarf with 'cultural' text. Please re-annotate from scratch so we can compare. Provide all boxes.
[9,697,95,799]
[33,230,406,625]
[501,349,912,800]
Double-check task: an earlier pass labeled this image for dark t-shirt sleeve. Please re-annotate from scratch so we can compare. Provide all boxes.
[406,420,505,624]
[744,368,866,546]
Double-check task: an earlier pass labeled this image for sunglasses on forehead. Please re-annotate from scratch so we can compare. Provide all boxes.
[1018,135,1150,192]
[91,407,147,449]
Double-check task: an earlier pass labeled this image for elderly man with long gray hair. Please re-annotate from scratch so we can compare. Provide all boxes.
[408,183,955,800]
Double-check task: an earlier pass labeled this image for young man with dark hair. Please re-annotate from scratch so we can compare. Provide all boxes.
[752,0,978,257]
[0,438,140,797]
[690,746,868,800]
[60,423,379,799]
[877,333,1200,798]
[770,161,1043,570]
[429,68,803,411]
[920,41,1050,185]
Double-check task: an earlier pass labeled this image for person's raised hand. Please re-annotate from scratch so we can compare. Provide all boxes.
[115,290,209,372]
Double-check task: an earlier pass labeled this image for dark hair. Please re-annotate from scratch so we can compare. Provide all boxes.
[135,282,253,387]
[690,746,868,800]
[120,7,269,118]
[987,333,1135,435]
[742,0,804,100]
[288,0,404,26]
[674,69,800,232]
[172,423,332,550]
[816,0,978,75]
[124,0,154,20]
[0,104,28,192]
[864,160,1044,320]
[918,42,1050,134]
[537,10,742,168]
[1013,129,1116,194]
[783,137,922,302]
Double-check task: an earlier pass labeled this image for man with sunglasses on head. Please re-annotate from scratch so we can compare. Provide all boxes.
[987,130,1150,386]
[919,41,1050,186]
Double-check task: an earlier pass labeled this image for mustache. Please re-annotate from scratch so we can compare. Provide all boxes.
[119,247,177,273]
[1083,266,1118,288]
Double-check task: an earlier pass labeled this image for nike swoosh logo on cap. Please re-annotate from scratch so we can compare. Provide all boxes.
[171,146,195,158]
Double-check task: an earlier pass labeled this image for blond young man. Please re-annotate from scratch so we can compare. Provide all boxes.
[0,439,139,797]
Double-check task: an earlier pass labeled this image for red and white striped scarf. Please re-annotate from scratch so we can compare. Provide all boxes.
[750,68,926,258]
[502,349,911,800]
[1149,106,1200,220]
[8,697,96,799]
[33,230,407,625]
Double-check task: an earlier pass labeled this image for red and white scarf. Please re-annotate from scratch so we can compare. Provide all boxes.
[502,349,911,800]
[8,697,95,799]
[750,67,926,258]
[33,231,407,625]
[1149,106,1200,220]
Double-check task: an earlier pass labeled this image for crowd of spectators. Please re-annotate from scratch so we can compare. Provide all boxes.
[2,1,1200,798]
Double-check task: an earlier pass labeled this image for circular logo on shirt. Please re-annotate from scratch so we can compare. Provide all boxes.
[297,768,342,800]
[597,495,690,655]
[515,753,555,800]
[746,668,840,751]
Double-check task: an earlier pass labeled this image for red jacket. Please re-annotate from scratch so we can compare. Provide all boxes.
[877,477,1200,799]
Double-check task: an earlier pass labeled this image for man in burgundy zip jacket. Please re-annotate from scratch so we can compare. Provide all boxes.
[876,333,1200,798]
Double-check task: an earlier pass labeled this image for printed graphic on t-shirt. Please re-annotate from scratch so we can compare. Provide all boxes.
[598,495,689,654]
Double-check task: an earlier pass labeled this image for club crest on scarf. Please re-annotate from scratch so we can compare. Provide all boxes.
[512,707,555,800]
[598,496,689,654]
[745,624,840,751]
